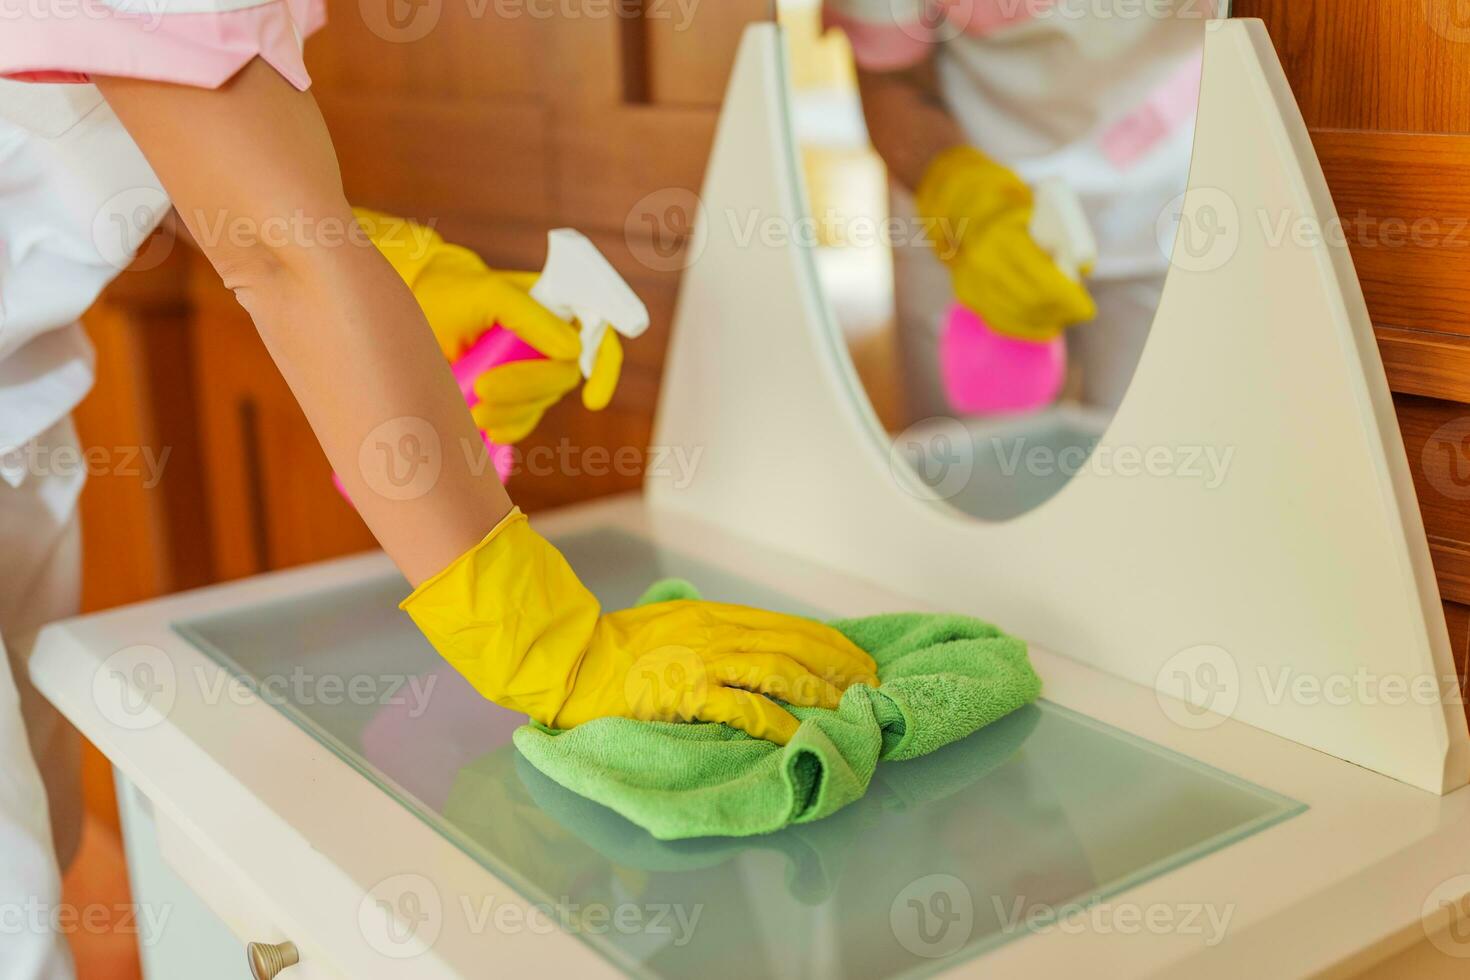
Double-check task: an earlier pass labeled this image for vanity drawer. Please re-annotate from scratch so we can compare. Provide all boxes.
[115,772,338,980]
[1313,130,1470,342]
[1376,326,1470,406]
[1394,393,1470,606]
[1445,602,1470,733]
[1446,601,1470,675]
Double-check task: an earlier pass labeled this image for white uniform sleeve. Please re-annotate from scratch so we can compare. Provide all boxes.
[0,90,167,456]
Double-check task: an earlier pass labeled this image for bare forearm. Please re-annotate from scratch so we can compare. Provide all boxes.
[855,60,967,192]
[232,226,511,584]
[97,61,510,585]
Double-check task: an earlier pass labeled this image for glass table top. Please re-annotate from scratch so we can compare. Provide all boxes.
[174,528,1304,978]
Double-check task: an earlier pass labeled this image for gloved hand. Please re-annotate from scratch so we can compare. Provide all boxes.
[355,208,623,443]
[916,147,1096,341]
[401,509,880,745]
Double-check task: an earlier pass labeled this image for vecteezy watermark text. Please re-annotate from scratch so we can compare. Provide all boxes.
[995,896,1234,947]
[991,439,1234,488]
[0,899,173,947]
[0,442,171,488]
[358,874,703,959]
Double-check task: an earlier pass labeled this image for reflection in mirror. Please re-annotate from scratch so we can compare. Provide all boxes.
[778,0,1221,520]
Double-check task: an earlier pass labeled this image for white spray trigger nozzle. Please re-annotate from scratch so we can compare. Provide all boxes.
[1028,177,1097,282]
[530,229,650,378]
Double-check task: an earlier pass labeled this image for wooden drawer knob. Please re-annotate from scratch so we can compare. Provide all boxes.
[246,940,299,979]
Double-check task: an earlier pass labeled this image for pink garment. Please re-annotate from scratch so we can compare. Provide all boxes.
[0,0,326,91]
[820,8,935,72]
[1100,51,1204,169]
[822,1,1051,73]
[822,0,1203,171]
[945,0,1054,38]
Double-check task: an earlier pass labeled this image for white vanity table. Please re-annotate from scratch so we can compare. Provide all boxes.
[28,496,1470,978]
[29,16,1470,980]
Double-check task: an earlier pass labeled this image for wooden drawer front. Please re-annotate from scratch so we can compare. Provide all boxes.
[1445,601,1470,723]
[1376,326,1470,406]
[1396,394,1470,606]
[1313,131,1470,346]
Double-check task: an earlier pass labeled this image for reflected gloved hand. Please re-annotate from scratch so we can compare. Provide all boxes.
[355,208,623,443]
[916,147,1096,341]
[401,509,880,745]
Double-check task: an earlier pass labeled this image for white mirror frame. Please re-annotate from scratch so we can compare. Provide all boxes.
[650,20,1469,794]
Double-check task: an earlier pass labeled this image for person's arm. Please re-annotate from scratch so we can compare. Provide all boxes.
[95,59,510,586]
[846,49,1097,340]
[854,56,967,193]
[96,57,882,745]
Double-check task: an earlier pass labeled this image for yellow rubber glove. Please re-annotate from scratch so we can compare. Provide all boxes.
[916,147,1096,341]
[354,209,624,442]
[401,509,880,745]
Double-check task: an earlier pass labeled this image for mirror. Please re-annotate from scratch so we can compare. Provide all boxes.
[777,0,1223,520]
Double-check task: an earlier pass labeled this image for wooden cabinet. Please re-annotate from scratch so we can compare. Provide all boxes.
[1235,0,1470,708]
[74,249,211,607]
[187,257,379,579]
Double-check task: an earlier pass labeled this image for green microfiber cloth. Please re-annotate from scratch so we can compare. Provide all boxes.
[512,580,1041,840]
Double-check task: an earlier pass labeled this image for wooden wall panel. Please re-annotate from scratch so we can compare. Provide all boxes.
[1233,0,1470,133]
[645,0,771,105]
[309,0,551,99]
[545,0,763,229]
[318,96,556,230]
[553,106,716,230]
